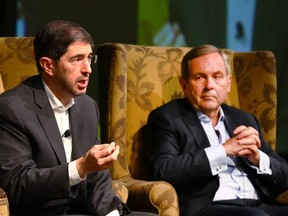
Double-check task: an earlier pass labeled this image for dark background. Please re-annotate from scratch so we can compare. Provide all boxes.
[1,0,287,157]
[0,0,138,104]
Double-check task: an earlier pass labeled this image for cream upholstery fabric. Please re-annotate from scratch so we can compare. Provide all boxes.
[0,74,4,94]
[0,188,9,216]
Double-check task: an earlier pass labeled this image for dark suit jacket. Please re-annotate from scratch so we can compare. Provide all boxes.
[0,75,122,215]
[143,98,288,216]
[169,0,288,155]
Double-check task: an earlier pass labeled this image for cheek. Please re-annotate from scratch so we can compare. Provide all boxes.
[62,68,78,80]
[57,70,78,86]
[185,84,202,98]
[190,84,203,95]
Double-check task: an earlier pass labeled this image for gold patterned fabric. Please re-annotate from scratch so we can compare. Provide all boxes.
[0,188,9,216]
[0,74,4,94]
[0,37,37,216]
[97,43,279,215]
[0,37,38,92]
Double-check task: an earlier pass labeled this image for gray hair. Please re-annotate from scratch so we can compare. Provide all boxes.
[181,44,230,81]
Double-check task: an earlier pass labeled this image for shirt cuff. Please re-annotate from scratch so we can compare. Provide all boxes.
[251,150,272,175]
[106,209,120,216]
[205,145,228,175]
[68,160,86,186]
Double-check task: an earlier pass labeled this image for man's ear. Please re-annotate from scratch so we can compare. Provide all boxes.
[39,57,54,76]
[179,77,187,91]
[227,74,232,92]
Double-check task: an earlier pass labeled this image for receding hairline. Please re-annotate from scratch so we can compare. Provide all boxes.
[181,45,231,80]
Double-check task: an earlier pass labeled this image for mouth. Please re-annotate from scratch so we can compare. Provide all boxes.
[202,94,215,99]
[77,78,89,89]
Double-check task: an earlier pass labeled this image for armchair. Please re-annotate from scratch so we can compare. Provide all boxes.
[0,37,37,216]
[97,43,287,215]
[0,37,128,216]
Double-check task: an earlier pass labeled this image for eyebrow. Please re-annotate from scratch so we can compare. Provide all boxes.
[69,52,93,59]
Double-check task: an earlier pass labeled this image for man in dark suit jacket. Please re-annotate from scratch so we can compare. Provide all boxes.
[158,0,288,157]
[143,45,288,216]
[0,20,156,216]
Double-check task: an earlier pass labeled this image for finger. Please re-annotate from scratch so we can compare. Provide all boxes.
[238,148,253,156]
[236,127,259,139]
[110,145,120,160]
[93,142,116,154]
[94,144,111,150]
[106,142,116,154]
[98,148,119,168]
[237,136,261,147]
[97,142,118,158]
[90,147,112,159]
[233,125,247,135]
[238,144,259,154]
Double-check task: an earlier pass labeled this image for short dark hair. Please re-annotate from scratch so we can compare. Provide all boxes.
[34,20,94,72]
[181,44,230,81]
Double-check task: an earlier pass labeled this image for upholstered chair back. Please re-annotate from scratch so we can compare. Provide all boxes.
[97,43,276,182]
[0,36,38,216]
[0,37,38,92]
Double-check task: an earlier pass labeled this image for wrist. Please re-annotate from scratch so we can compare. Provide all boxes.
[76,157,87,178]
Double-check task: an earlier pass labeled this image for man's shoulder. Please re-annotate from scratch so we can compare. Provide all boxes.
[74,94,98,111]
[221,103,256,125]
[152,98,185,110]
[75,93,95,104]
[221,103,252,116]
[149,98,191,118]
[0,75,41,102]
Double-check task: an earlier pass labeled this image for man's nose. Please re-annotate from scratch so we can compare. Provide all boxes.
[81,61,92,74]
[205,77,214,89]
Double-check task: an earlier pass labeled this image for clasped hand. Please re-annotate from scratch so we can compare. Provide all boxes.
[223,126,261,166]
[76,142,120,178]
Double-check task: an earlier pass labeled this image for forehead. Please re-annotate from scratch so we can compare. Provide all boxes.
[64,41,93,56]
[189,52,226,74]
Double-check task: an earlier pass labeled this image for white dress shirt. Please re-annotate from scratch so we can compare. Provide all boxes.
[43,80,120,216]
[198,107,271,201]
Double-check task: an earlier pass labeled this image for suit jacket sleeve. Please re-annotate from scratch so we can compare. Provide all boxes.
[225,111,288,198]
[0,98,71,208]
[143,99,214,186]
[144,99,288,198]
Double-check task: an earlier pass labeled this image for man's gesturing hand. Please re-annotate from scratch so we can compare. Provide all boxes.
[76,142,120,178]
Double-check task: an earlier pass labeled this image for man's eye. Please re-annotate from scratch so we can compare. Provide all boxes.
[195,76,204,81]
[71,57,80,63]
[214,74,223,80]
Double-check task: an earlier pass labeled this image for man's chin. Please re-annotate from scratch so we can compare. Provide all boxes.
[74,89,87,96]
[201,103,220,112]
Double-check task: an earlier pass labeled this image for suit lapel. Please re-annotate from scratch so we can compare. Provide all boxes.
[178,99,211,149]
[69,99,85,160]
[33,76,67,164]
[222,105,241,137]
[222,105,271,198]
